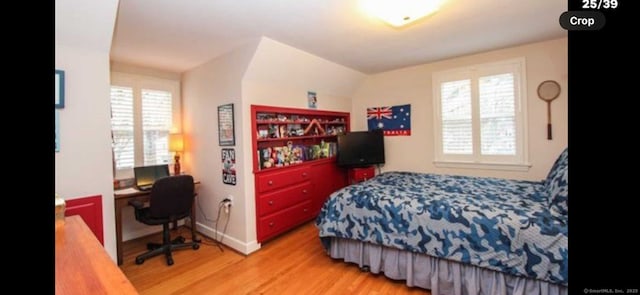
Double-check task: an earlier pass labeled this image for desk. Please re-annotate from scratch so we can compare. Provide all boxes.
[56,215,138,294]
[114,181,200,265]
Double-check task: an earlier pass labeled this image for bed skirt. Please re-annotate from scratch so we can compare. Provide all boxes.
[327,237,567,295]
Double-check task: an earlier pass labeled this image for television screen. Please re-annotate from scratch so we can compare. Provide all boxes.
[337,130,385,167]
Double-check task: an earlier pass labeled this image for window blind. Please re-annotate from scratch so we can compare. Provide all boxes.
[479,73,516,155]
[110,86,134,169]
[441,79,472,154]
[142,89,172,166]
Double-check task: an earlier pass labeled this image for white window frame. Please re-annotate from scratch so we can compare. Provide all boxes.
[432,58,530,171]
[111,72,181,180]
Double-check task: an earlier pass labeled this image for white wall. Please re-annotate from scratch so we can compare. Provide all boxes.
[182,37,366,254]
[352,37,568,181]
[55,46,117,256]
[182,40,259,254]
[55,0,119,260]
[243,37,366,112]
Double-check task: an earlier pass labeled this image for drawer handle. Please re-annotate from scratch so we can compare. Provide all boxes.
[303,208,308,212]
[363,173,368,176]
[302,172,308,177]
[302,189,308,194]
[268,180,273,185]
[268,200,274,206]
[269,222,274,227]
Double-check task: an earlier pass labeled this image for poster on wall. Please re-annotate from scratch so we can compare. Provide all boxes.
[307,91,317,109]
[367,104,411,136]
[218,104,235,146]
[222,148,236,185]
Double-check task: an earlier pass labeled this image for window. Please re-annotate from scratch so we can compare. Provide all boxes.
[432,58,529,170]
[111,86,135,170]
[141,89,172,166]
[110,72,181,179]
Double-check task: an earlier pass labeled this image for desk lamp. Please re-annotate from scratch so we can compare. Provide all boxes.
[169,133,184,175]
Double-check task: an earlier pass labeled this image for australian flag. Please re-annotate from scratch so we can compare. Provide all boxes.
[367,104,411,136]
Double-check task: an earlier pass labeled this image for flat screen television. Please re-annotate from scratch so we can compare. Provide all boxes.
[337,130,385,167]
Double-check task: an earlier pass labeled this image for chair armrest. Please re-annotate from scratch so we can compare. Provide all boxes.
[129,199,145,209]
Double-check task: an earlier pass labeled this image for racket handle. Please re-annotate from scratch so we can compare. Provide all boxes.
[547,123,552,140]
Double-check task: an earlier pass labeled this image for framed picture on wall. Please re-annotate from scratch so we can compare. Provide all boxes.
[218,103,235,146]
[55,69,65,109]
[307,91,317,109]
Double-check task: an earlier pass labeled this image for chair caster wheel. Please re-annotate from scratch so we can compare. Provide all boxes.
[135,258,144,265]
[193,243,200,250]
[167,258,174,266]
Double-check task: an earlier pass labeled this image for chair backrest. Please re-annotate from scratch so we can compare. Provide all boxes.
[148,174,195,219]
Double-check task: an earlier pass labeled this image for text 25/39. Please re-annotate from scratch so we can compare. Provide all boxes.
[582,0,618,9]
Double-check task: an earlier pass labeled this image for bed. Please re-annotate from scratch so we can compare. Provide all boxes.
[316,148,568,295]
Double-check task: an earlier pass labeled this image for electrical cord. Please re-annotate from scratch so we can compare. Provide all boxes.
[195,231,224,250]
[193,196,229,251]
[197,196,218,223]
[171,217,221,250]
[213,200,232,249]
[214,202,224,246]
[219,206,231,245]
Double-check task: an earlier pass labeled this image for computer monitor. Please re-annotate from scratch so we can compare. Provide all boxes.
[133,164,170,191]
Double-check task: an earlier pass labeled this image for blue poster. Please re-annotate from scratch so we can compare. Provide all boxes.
[307,91,317,109]
[367,104,411,136]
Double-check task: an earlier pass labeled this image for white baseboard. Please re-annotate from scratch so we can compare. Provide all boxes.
[195,221,261,255]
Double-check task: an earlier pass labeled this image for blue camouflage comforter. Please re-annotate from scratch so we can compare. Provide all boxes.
[316,171,568,285]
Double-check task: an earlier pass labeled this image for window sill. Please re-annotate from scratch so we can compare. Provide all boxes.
[433,160,531,172]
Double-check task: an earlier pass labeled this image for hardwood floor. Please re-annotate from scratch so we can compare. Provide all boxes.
[121,221,430,294]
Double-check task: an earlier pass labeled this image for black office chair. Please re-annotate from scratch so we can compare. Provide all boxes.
[129,174,200,266]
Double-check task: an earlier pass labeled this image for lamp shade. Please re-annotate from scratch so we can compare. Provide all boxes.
[169,133,184,152]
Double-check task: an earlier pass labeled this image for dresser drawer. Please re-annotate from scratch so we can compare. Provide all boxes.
[258,201,312,242]
[256,166,311,193]
[349,166,375,184]
[257,182,312,217]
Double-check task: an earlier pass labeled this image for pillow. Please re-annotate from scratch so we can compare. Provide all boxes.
[544,148,568,215]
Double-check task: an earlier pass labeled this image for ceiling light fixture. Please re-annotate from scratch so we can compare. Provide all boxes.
[360,0,446,28]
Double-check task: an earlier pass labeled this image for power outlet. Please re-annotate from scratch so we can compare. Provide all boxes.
[222,195,233,214]
[223,195,234,207]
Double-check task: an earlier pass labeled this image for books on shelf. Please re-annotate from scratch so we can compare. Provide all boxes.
[257,141,337,170]
[253,106,349,171]
[255,123,309,139]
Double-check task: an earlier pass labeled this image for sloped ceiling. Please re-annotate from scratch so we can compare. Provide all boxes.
[56,0,120,51]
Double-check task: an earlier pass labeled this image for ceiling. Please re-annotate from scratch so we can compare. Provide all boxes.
[110,0,566,74]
